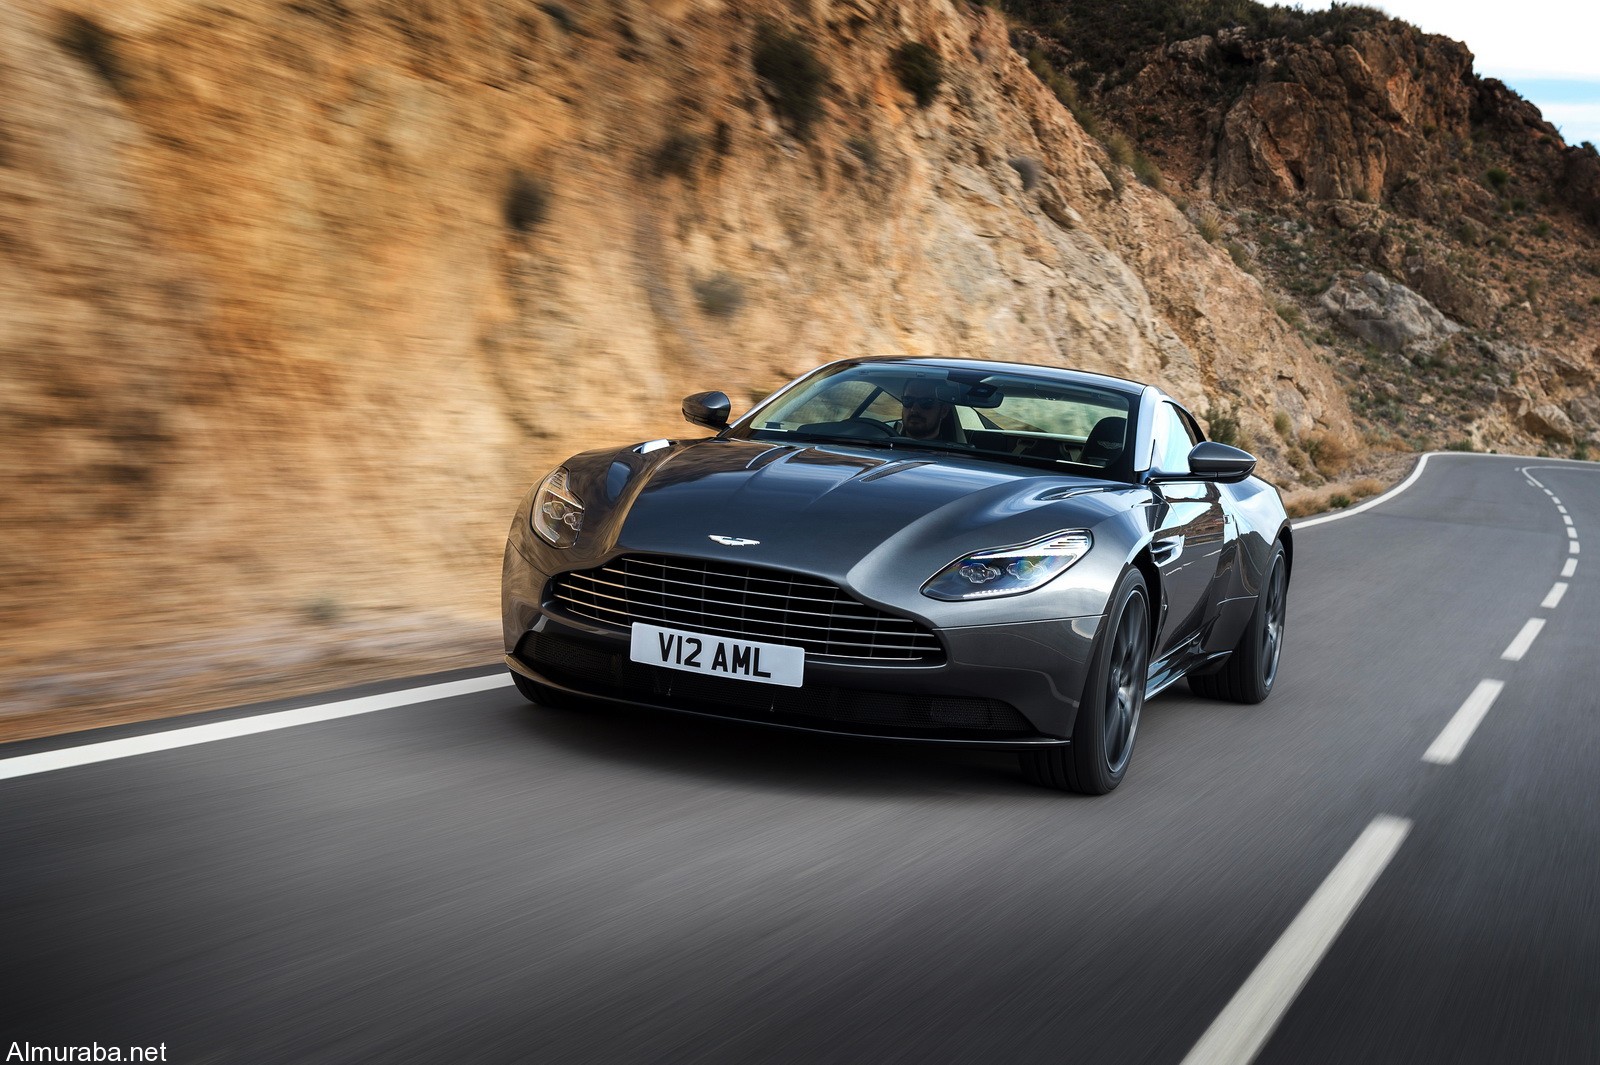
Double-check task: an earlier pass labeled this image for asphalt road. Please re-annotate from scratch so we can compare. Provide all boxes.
[2,453,1595,1064]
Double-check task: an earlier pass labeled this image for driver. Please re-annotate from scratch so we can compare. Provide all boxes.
[898,379,953,441]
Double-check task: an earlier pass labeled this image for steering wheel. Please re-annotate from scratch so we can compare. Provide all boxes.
[843,417,897,438]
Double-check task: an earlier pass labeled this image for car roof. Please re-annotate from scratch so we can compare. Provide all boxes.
[839,356,1148,398]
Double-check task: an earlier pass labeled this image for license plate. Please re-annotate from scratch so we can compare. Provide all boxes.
[629,623,804,688]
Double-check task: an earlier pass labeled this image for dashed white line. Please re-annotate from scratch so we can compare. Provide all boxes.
[1179,816,1412,1065]
[1557,506,1568,515]
[1423,680,1506,766]
[1572,541,1582,555]
[1567,526,1579,539]
[1563,515,1575,526]
[1551,497,1562,505]
[1563,558,1579,578]
[0,673,514,782]
[1542,583,1569,609]
[1501,619,1546,662]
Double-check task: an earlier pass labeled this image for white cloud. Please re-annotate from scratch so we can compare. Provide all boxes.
[1534,103,1600,146]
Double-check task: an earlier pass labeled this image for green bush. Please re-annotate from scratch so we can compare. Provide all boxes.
[847,135,881,173]
[754,24,828,139]
[504,171,549,233]
[891,42,942,108]
[652,132,702,178]
[1008,156,1042,191]
[693,273,744,318]
[1329,493,1353,509]
[1131,151,1165,190]
[59,14,129,96]
[1484,166,1510,191]
[1202,404,1241,447]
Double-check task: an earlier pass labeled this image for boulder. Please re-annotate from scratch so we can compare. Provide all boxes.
[1524,404,1575,442]
[1319,271,1462,351]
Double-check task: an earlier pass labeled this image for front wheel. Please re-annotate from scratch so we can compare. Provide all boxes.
[1188,542,1287,704]
[1021,569,1151,794]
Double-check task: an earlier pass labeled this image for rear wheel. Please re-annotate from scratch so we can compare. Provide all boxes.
[1021,569,1151,795]
[1187,542,1287,704]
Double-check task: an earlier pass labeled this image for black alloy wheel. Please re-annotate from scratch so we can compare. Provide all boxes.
[1188,542,1288,704]
[1021,568,1151,794]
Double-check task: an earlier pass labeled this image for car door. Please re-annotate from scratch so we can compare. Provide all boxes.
[1148,401,1228,660]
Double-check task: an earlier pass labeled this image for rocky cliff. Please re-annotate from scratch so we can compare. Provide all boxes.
[1008,1,1600,457]
[0,0,1566,734]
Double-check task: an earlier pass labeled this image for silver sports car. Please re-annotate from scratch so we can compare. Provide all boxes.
[502,357,1290,793]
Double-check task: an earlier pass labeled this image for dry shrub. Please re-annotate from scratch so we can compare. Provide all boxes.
[1350,477,1385,499]
[1302,431,1352,476]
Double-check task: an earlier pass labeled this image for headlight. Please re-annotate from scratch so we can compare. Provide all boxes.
[922,530,1092,601]
[531,467,585,547]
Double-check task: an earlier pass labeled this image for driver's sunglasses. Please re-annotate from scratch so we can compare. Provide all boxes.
[901,396,940,411]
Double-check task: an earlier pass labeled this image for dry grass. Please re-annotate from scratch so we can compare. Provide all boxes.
[1283,475,1389,519]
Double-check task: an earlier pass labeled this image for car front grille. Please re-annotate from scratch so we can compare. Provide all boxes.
[515,633,1035,738]
[548,554,943,664]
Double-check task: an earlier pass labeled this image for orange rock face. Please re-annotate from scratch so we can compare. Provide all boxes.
[1,0,1357,730]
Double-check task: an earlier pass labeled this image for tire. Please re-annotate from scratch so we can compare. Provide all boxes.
[1187,542,1287,704]
[1021,568,1151,795]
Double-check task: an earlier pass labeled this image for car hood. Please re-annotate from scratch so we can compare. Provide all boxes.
[576,439,1135,578]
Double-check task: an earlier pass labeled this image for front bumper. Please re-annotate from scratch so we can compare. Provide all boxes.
[503,545,1101,748]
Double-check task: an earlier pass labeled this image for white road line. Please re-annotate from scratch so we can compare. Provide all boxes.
[1568,526,1579,539]
[1572,541,1582,555]
[1558,506,1568,515]
[1563,558,1578,578]
[1563,515,1574,526]
[0,673,513,782]
[1295,453,1436,529]
[1551,497,1561,505]
[1542,583,1569,609]
[1179,816,1412,1065]
[1423,680,1506,766]
[1501,619,1546,662]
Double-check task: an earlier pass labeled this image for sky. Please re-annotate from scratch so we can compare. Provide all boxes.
[1303,0,1600,147]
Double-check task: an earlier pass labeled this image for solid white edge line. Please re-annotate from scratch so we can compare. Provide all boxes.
[1423,679,1506,765]
[1179,815,1412,1065]
[0,673,513,782]
[1294,453,1436,530]
[1542,583,1569,609]
[1563,558,1578,578]
[1501,618,1546,662]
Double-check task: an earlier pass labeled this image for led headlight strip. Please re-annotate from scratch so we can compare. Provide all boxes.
[922,531,1092,601]
[531,467,585,547]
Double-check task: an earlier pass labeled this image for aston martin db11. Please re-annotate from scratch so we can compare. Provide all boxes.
[502,358,1291,793]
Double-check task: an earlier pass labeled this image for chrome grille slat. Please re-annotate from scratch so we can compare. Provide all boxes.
[556,602,930,660]
[557,579,922,634]
[549,554,943,664]
[552,590,937,647]
[561,570,909,617]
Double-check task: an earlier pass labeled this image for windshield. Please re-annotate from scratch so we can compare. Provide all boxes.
[729,363,1137,479]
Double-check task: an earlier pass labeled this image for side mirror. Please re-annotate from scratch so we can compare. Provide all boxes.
[682,390,731,431]
[1185,441,1256,483]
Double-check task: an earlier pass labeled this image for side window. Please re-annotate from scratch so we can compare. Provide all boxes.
[1152,403,1196,474]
